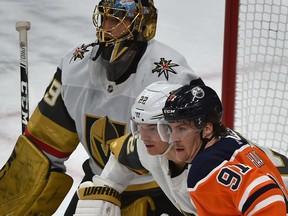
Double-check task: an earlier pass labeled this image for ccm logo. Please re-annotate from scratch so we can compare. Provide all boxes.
[164,110,175,113]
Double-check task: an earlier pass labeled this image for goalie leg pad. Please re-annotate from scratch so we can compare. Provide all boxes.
[24,171,73,215]
[121,196,156,216]
[0,135,73,215]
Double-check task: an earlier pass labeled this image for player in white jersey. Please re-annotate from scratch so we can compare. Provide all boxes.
[74,81,288,216]
[73,81,198,216]
[0,0,204,215]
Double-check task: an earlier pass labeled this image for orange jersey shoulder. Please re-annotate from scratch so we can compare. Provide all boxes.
[187,133,288,215]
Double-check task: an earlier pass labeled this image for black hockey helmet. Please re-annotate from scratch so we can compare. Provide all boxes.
[162,85,223,128]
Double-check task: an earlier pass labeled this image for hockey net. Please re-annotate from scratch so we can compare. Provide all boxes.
[222,0,288,155]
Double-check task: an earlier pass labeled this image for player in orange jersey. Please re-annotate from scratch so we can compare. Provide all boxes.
[159,84,288,215]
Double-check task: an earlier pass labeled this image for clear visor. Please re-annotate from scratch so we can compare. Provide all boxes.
[157,119,173,143]
[131,118,164,140]
[131,118,175,155]
[157,119,201,143]
[130,118,140,138]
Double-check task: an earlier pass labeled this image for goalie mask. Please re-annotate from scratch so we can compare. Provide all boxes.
[93,0,157,45]
[130,81,182,143]
[92,0,157,82]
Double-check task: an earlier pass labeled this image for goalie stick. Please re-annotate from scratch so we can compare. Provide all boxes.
[16,21,31,134]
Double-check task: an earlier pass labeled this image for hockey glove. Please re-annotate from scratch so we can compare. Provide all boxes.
[73,175,124,216]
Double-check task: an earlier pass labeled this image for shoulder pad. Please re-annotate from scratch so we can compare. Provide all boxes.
[110,134,148,174]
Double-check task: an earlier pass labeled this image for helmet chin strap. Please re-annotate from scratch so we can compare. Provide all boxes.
[199,130,215,152]
[160,142,175,156]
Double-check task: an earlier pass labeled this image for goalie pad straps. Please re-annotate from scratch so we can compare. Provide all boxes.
[0,135,73,215]
[78,186,121,207]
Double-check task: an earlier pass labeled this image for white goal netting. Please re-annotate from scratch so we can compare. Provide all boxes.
[234,0,288,155]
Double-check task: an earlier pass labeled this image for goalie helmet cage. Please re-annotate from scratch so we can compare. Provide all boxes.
[222,0,288,155]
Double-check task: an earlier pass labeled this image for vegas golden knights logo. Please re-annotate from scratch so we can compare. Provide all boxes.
[85,115,127,168]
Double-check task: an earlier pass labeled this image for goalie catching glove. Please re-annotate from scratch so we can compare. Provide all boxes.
[74,175,124,216]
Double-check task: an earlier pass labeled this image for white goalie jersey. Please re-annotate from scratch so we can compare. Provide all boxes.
[60,39,200,176]
[0,38,201,215]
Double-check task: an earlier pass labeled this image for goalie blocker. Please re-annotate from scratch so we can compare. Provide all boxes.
[0,135,73,215]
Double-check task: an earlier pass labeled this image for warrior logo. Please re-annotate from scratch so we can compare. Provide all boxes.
[152,58,179,80]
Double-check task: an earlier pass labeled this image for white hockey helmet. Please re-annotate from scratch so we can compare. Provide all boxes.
[130,81,183,138]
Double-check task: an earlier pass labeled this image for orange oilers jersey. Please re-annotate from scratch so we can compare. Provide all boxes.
[187,129,288,215]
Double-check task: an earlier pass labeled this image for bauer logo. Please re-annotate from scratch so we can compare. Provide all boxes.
[119,0,134,6]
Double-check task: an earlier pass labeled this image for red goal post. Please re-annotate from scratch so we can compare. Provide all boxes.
[221,0,288,154]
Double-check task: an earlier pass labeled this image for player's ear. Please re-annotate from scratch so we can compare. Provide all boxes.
[202,123,213,138]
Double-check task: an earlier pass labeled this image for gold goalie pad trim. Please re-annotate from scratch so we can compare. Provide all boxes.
[121,196,156,216]
[78,186,121,207]
[0,135,73,215]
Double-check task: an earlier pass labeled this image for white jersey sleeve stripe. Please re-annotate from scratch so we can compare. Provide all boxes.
[238,175,271,211]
